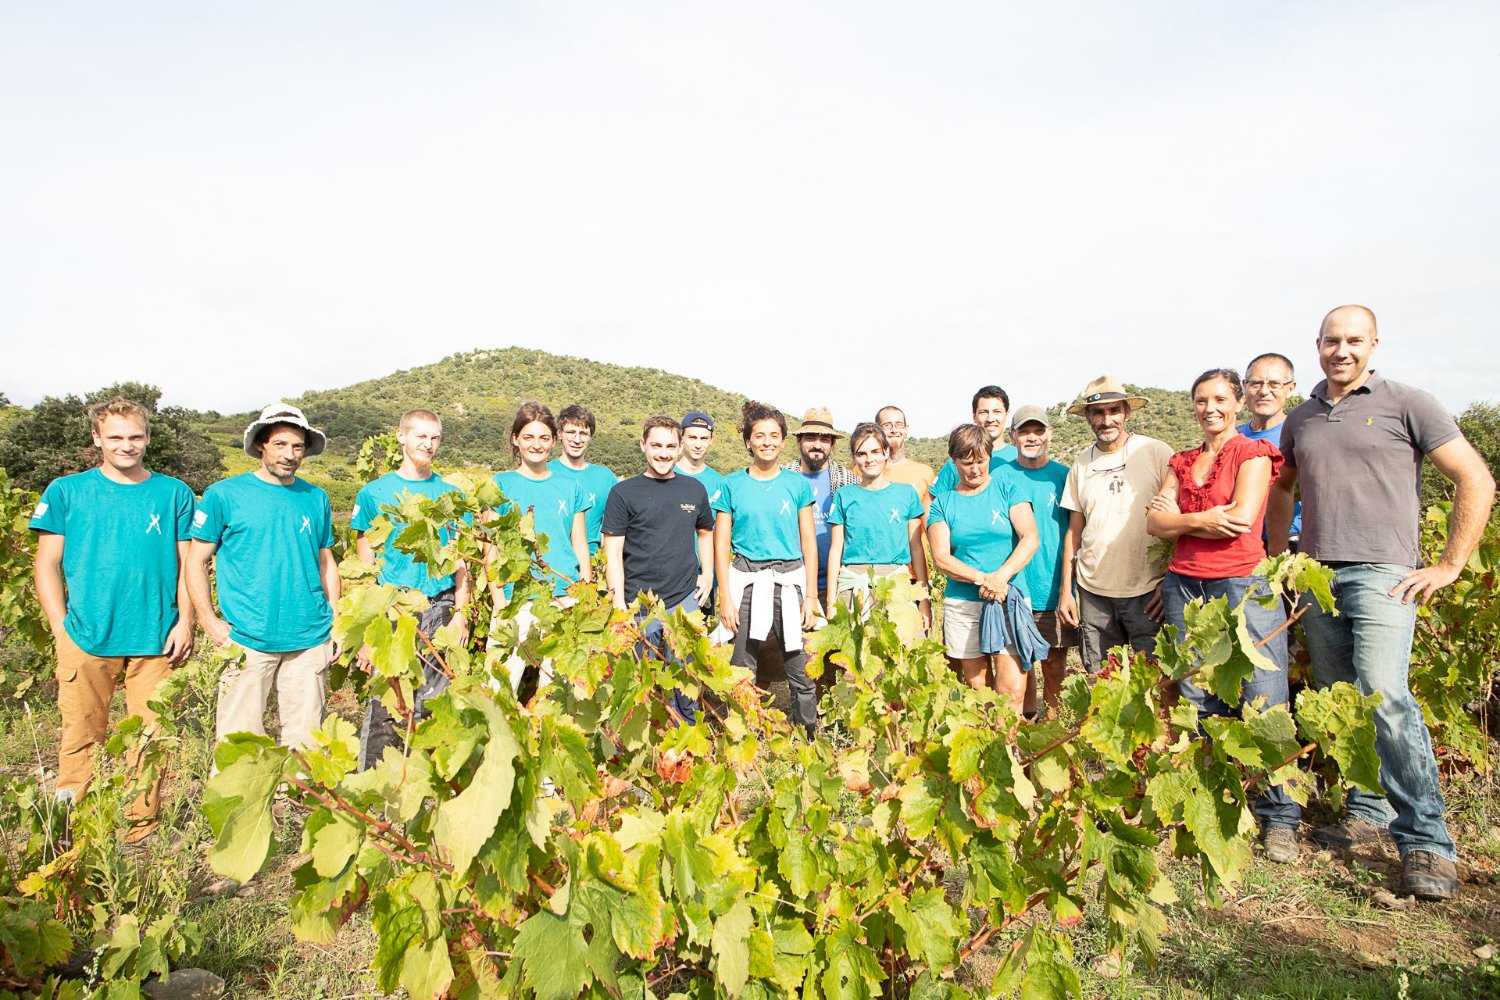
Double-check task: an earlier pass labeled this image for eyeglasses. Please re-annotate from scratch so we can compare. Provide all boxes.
[1244,380,1292,392]
[878,421,906,431]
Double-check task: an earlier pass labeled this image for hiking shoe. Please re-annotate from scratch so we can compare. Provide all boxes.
[1311,816,1391,848]
[1261,827,1300,864]
[1400,851,1458,901]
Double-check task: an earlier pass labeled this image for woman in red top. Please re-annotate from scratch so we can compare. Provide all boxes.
[1146,367,1301,861]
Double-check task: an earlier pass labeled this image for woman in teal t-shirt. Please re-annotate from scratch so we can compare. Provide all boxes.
[487,400,592,693]
[927,424,1039,709]
[710,401,819,737]
[826,422,931,628]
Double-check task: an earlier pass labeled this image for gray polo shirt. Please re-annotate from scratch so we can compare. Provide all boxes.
[1280,371,1459,566]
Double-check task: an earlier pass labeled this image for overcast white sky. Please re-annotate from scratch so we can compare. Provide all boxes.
[3,2,1496,435]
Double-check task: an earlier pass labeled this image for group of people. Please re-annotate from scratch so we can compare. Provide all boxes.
[30,305,1494,902]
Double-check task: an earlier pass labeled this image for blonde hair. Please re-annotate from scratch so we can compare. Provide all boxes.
[86,397,151,434]
[399,408,441,432]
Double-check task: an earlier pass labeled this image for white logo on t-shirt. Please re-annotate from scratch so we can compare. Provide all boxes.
[192,509,207,527]
[780,499,792,516]
[32,502,48,519]
[710,488,721,503]
[146,513,162,534]
[889,507,902,523]
[991,509,1002,525]
[351,504,361,520]
[588,492,597,504]
[557,499,568,515]
[300,515,312,535]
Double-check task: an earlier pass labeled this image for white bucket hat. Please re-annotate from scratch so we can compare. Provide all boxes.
[243,402,327,458]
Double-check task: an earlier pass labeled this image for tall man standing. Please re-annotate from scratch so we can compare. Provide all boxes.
[603,417,714,723]
[1240,352,1302,548]
[31,397,196,839]
[1004,406,1075,713]
[931,386,1018,496]
[784,407,857,609]
[674,410,727,504]
[876,405,936,508]
[1268,305,1494,900]
[352,409,471,769]
[1057,376,1173,673]
[550,404,618,558]
[188,403,339,752]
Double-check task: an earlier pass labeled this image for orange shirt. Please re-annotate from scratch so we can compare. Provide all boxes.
[885,457,936,510]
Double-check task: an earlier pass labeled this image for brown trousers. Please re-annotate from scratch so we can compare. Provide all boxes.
[55,629,170,831]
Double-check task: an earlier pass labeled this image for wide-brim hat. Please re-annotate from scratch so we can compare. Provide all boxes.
[793,406,845,438]
[243,402,327,457]
[1066,376,1150,416]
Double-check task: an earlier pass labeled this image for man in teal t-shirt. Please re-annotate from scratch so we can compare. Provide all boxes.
[188,403,340,753]
[1003,406,1075,715]
[932,385,1019,495]
[30,397,196,839]
[674,410,728,503]
[350,408,471,769]
[549,403,618,555]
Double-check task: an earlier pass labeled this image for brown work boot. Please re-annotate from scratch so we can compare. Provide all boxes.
[1261,827,1300,864]
[1311,816,1391,848]
[1400,851,1458,901]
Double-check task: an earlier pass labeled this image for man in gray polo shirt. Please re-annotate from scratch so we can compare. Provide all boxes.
[1268,304,1494,900]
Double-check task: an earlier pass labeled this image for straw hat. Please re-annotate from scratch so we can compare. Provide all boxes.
[793,406,845,438]
[1065,375,1151,416]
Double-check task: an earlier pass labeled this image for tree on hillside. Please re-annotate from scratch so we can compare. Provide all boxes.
[1421,401,1500,515]
[0,382,225,493]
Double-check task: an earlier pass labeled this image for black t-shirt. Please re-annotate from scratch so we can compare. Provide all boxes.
[601,473,713,607]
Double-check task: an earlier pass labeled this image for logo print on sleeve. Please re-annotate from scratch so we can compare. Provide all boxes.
[192,509,207,527]
[32,502,49,519]
[146,513,162,535]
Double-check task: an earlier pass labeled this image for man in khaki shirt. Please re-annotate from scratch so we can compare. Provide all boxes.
[1058,375,1173,672]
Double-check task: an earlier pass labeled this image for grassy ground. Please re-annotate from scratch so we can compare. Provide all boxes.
[4,667,1498,998]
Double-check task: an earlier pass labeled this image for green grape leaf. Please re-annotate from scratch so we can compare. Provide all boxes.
[512,911,589,1000]
[1080,654,1164,762]
[434,687,521,875]
[892,887,965,969]
[1296,682,1385,795]
[711,898,754,996]
[203,736,288,884]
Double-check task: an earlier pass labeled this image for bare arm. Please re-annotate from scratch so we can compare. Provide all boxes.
[355,533,376,565]
[1391,437,1497,604]
[1148,460,1267,540]
[799,506,819,629]
[926,520,981,588]
[714,511,737,631]
[981,502,1041,601]
[1265,464,1298,556]
[825,524,845,614]
[907,517,932,630]
[186,538,231,647]
[163,539,196,665]
[1057,510,1083,627]
[694,528,713,607]
[33,533,67,633]
[603,534,627,610]
[570,512,591,584]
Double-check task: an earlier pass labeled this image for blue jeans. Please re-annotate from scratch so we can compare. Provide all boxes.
[1299,563,1454,860]
[639,595,700,727]
[1163,571,1301,831]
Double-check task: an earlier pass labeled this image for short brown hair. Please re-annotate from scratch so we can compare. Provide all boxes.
[947,423,992,463]
[86,397,151,434]
[558,404,596,434]
[641,415,681,440]
[399,408,441,432]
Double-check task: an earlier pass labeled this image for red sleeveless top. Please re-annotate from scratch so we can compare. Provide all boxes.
[1167,434,1283,578]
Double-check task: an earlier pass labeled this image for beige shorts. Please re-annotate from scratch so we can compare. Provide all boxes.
[941,598,1018,661]
[1033,610,1080,650]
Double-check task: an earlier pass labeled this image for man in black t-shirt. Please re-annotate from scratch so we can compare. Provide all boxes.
[602,416,714,723]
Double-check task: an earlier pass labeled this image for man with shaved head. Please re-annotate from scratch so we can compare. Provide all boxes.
[1269,304,1495,901]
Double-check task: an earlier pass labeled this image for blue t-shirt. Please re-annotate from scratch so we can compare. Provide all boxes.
[999,459,1069,611]
[801,467,836,590]
[493,470,592,597]
[547,460,617,553]
[711,469,815,562]
[932,445,1020,496]
[29,469,196,657]
[191,473,335,653]
[351,471,463,596]
[828,482,924,566]
[675,463,727,506]
[927,476,1025,603]
[1238,421,1302,539]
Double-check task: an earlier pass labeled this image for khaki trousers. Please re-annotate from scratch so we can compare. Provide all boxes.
[216,643,331,751]
[55,629,170,830]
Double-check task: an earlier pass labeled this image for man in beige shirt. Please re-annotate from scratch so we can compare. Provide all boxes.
[875,405,936,510]
[1057,376,1173,673]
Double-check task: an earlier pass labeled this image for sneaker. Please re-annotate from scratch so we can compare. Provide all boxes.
[1400,851,1458,901]
[1261,827,1300,864]
[1311,816,1391,848]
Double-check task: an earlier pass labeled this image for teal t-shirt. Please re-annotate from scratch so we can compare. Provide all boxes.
[999,459,1069,611]
[29,469,195,657]
[494,470,592,596]
[927,476,1025,603]
[932,445,1019,496]
[675,463,727,506]
[828,482,923,566]
[547,460,617,553]
[191,473,335,653]
[351,471,463,595]
[711,469,815,562]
